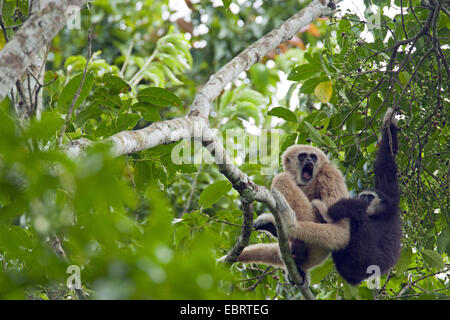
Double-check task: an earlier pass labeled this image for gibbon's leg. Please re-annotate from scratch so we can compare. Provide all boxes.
[300,245,330,270]
[253,213,278,237]
[271,173,316,222]
[236,243,284,267]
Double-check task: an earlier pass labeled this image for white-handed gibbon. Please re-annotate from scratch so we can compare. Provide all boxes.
[236,145,350,285]
[278,108,401,286]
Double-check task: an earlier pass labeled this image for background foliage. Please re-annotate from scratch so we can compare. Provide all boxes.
[0,0,448,299]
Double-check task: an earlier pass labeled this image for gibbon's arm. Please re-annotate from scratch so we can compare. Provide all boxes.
[288,219,350,251]
[315,163,349,208]
[311,199,332,223]
[253,213,278,237]
[275,190,350,251]
[326,198,368,222]
[375,108,399,203]
[271,172,316,222]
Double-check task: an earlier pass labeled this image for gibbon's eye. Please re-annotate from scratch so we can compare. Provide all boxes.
[298,153,307,161]
[310,154,318,162]
[360,193,376,203]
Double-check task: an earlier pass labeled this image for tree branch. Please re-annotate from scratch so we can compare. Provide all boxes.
[189,0,338,118]
[223,198,254,264]
[60,0,339,299]
[0,0,89,101]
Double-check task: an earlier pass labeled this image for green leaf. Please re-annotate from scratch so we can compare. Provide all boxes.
[288,64,322,81]
[310,259,333,284]
[249,63,270,93]
[304,52,322,69]
[437,226,450,256]
[299,76,328,94]
[92,87,122,109]
[131,102,161,122]
[303,121,324,145]
[222,0,231,8]
[101,74,130,95]
[422,249,444,270]
[314,81,333,103]
[323,135,337,149]
[114,113,141,132]
[64,55,87,72]
[58,72,94,112]
[399,71,411,86]
[75,105,103,127]
[395,247,413,273]
[26,111,63,141]
[267,107,297,123]
[43,71,61,98]
[137,87,183,109]
[198,180,232,209]
[281,133,298,155]
[236,103,261,125]
[342,281,359,299]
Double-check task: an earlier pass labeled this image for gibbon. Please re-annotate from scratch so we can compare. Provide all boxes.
[236,144,350,285]
[279,108,402,286]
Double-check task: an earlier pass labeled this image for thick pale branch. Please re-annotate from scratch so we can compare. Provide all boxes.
[202,135,274,204]
[190,0,337,117]
[0,0,89,100]
[65,116,209,158]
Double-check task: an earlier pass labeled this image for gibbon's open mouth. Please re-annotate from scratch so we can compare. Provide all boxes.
[302,162,314,181]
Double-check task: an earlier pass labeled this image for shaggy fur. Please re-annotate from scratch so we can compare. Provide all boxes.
[237,145,350,282]
[314,108,402,285]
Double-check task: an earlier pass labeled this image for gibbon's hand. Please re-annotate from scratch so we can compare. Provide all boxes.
[311,199,332,223]
[383,107,397,127]
[286,267,309,289]
[271,188,297,234]
[253,213,278,237]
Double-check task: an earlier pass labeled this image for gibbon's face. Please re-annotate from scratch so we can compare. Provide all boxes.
[358,191,382,215]
[282,145,327,186]
[298,152,318,184]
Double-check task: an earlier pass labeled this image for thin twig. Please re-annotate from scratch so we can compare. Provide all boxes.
[396,267,450,298]
[120,42,135,76]
[223,198,255,264]
[179,165,202,218]
[58,29,93,145]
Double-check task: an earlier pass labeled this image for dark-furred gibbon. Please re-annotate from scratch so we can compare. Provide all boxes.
[278,108,402,286]
[236,144,350,285]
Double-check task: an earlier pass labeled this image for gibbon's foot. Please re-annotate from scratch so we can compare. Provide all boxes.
[291,239,308,264]
[253,213,277,237]
[286,267,309,289]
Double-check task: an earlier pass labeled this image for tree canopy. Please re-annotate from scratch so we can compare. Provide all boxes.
[0,0,448,300]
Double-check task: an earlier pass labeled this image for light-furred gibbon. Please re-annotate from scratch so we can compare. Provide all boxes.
[278,108,401,286]
[236,144,350,285]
